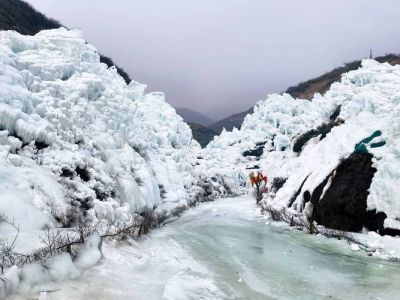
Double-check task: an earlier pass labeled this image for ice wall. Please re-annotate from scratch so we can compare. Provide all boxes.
[200,60,400,231]
[0,28,200,240]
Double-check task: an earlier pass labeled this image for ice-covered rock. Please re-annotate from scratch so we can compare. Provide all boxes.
[0,28,200,250]
[200,59,400,234]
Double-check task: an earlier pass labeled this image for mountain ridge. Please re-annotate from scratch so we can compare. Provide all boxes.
[186,53,400,147]
[175,107,215,127]
[204,53,400,138]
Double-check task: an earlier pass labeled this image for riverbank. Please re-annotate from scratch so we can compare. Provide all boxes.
[10,196,400,300]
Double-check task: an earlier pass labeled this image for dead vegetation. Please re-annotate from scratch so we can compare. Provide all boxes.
[262,204,369,249]
[0,212,143,275]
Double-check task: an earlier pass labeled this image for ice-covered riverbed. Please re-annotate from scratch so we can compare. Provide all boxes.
[12,196,400,300]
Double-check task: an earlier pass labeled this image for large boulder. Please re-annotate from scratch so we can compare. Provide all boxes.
[313,152,379,232]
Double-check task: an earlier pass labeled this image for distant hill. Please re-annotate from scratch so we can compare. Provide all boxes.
[211,53,400,136]
[175,107,214,126]
[0,0,131,84]
[209,107,253,134]
[286,54,400,100]
[174,108,217,147]
[188,123,217,148]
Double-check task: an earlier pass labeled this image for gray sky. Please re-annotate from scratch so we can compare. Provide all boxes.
[27,0,400,120]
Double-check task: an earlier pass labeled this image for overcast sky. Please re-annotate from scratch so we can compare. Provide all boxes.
[27,0,400,120]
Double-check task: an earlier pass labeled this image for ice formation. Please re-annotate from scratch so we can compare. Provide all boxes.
[200,59,400,232]
[0,27,204,258]
[1,26,400,298]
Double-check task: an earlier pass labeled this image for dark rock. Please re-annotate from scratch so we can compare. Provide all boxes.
[158,184,166,199]
[297,152,400,237]
[288,175,310,207]
[310,172,333,206]
[61,167,73,178]
[293,106,341,153]
[243,145,265,158]
[76,166,90,182]
[382,227,400,237]
[34,140,49,150]
[256,141,267,147]
[198,180,213,198]
[302,191,311,208]
[365,209,387,233]
[313,152,377,232]
[246,165,260,170]
[94,185,113,201]
[329,105,342,121]
[80,197,94,211]
[271,177,287,194]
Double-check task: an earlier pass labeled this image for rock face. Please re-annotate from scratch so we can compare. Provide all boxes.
[293,106,342,153]
[312,152,400,236]
[313,153,377,232]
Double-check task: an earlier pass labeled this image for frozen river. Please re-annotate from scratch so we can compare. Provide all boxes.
[14,196,400,299]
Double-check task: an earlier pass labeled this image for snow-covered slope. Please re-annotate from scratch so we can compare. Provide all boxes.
[200,59,400,234]
[0,28,201,248]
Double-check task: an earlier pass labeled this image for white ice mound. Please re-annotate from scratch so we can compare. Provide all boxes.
[0,28,200,238]
[200,59,400,231]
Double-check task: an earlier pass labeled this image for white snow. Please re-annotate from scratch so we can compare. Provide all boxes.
[0,28,201,297]
[0,267,19,298]
[18,234,102,296]
[8,196,400,300]
[1,26,400,299]
[0,28,200,232]
[74,234,102,270]
[200,59,400,231]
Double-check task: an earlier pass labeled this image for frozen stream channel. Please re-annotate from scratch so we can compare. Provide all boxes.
[13,196,400,299]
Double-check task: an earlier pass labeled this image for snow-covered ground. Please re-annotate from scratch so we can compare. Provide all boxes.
[9,196,400,300]
[200,59,400,231]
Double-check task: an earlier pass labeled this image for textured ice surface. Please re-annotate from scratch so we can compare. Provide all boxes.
[9,197,400,300]
[2,27,400,299]
[0,28,200,242]
[200,60,400,229]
